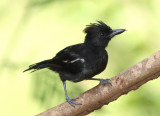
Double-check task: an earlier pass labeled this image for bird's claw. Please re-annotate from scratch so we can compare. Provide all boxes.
[66,97,81,107]
[99,79,112,86]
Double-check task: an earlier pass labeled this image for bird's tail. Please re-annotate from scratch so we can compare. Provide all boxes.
[23,59,51,73]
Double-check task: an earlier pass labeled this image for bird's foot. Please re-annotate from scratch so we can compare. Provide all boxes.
[99,79,112,86]
[66,97,81,107]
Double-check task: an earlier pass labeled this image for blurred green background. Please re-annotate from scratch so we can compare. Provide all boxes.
[0,0,160,116]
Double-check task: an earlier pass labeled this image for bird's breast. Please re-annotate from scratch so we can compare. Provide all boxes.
[82,50,108,77]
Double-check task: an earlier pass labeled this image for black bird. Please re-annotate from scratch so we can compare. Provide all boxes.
[24,21,125,107]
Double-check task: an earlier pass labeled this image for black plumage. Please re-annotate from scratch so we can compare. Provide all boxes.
[24,21,126,107]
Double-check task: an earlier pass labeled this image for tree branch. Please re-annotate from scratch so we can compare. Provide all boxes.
[36,50,160,116]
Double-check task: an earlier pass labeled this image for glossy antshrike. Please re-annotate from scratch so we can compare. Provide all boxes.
[24,21,126,107]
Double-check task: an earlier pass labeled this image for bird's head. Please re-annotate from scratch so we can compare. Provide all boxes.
[84,21,126,48]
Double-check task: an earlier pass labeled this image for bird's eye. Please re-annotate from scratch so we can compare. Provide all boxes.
[101,33,105,36]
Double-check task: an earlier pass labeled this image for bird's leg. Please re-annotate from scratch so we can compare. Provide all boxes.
[62,81,81,107]
[87,78,112,86]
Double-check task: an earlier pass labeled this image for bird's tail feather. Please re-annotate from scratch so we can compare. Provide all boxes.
[23,59,51,73]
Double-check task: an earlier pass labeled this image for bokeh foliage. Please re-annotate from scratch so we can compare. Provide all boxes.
[0,0,160,116]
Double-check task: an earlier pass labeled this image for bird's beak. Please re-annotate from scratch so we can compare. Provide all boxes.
[109,29,126,38]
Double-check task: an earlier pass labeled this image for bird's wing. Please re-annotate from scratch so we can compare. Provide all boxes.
[49,44,85,74]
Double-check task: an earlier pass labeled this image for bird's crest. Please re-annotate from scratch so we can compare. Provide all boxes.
[83,21,112,34]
